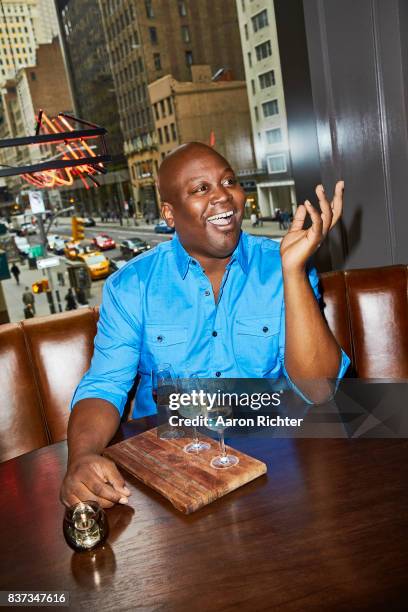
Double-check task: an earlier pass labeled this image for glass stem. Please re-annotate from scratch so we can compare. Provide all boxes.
[192,426,199,445]
[219,431,227,457]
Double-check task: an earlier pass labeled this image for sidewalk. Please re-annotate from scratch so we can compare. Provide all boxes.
[94,217,287,239]
[2,262,103,323]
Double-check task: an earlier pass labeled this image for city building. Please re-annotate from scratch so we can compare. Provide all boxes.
[0,38,73,207]
[98,0,245,217]
[55,0,131,218]
[0,0,59,85]
[147,64,255,205]
[236,0,295,217]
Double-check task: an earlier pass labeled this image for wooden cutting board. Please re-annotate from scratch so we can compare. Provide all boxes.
[104,428,267,514]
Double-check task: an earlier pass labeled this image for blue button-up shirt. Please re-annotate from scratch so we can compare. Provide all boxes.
[71,232,350,418]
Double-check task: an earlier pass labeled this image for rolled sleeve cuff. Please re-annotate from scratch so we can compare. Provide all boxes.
[282,348,351,404]
[70,380,128,417]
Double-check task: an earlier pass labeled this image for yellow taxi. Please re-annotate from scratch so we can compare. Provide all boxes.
[78,251,110,280]
[64,239,96,261]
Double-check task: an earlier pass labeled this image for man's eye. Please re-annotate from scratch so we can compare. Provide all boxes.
[193,184,207,193]
[224,177,237,186]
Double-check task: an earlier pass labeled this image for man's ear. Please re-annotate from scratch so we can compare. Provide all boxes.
[160,202,175,227]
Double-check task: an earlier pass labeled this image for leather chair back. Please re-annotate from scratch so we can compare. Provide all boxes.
[22,308,98,443]
[0,323,48,462]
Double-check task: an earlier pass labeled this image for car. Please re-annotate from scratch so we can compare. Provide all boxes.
[78,251,110,280]
[18,222,37,236]
[119,237,151,258]
[53,238,68,255]
[109,256,130,273]
[14,236,30,257]
[154,220,175,234]
[83,217,96,227]
[92,233,116,250]
[64,239,97,260]
[47,234,62,250]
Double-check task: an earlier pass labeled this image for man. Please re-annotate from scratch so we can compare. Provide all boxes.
[22,286,35,315]
[61,142,349,509]
[10,262,20,285]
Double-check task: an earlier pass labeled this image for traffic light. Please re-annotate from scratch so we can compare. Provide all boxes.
[32,279,49,294]
[71,216,85,241]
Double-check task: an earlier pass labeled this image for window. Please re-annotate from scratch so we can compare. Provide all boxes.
[171,123,177,140]
[30,71,36,81]
[267,154,286,173]
[247,51,252,68]
[181,25,190,42]
[166,97,173,114]
[252,9,268,32]
[262,99,279,117]
[145,0,154,18]
[153,52,161,70]
[185,50,193,66]
[259,69,275,89]
[158,127,163,144]
[164,125,170,142]
[254,106,259,121]
[244,24,248,40]
[149,26,158,44]
[178,1,187,16]
[255,40,272,61]
[251,79,255,95]
[160,99,166,116]
[265,128,282,144]
[154,103,159,120]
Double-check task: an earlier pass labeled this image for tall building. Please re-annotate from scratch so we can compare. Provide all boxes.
[0,0,59,85]
[98,0,245,216]
[236,0,295,216]
[147,65,255,204]
[55,0,131,217]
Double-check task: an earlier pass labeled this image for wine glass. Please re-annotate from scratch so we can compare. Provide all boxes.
[178,374,211,454]
[202,399,239,469]
[151,363,184,440]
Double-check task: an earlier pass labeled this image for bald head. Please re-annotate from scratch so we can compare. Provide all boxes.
[157,142,228,204]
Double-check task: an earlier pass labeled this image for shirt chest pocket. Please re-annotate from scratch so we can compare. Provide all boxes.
[141,325,189,371]
[235,315,281,376]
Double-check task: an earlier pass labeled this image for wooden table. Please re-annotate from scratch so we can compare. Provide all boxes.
[0,421,407,611]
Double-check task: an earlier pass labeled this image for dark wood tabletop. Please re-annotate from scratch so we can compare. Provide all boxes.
[0,420,407,611]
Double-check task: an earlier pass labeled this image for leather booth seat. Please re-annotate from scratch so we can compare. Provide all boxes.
[0,265,407,462]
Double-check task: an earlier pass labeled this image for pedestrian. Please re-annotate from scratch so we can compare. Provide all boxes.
[22,286,36,315]
[23,303,34,319]
[76,286,88,306]
[276,209,284,230]
[10,262,20,285]
[250,212,257,227]
[65,288,77,311]
[282,211,290,229]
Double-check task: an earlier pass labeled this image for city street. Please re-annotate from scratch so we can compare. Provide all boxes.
[2,218,284,323]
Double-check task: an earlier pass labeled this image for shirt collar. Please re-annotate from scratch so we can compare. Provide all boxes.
[172,231,249,279]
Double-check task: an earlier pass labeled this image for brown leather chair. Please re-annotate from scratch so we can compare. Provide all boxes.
[0,265,407,462]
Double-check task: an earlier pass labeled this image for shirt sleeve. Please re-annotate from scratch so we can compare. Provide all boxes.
[278,263,351,403]
[70,270,142,416]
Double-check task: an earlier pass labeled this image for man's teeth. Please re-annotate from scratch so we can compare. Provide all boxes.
[207,210,234,225]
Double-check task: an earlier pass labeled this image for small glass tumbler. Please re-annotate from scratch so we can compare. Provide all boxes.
[63,501,109,552]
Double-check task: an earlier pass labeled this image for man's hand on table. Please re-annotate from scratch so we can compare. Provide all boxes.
[60,453,131,509]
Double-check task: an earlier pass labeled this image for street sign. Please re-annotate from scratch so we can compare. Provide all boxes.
[36,256,60,270]
[29,245,44,258]
[28,191,45,214]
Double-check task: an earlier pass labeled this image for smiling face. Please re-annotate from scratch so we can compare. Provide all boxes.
[159,143,245,260]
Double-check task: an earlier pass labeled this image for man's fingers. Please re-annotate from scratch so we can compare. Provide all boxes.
[96,459,131,497]
[329,180,344,229]
[84,476,129,505]
[75,482,116,509]
[288,203,307,232]
[315,184,332,236]
[304,200,323,243]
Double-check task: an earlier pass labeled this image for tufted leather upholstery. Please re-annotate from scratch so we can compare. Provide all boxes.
[0,265,407,462]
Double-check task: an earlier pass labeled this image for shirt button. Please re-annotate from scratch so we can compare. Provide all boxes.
[215,371,221,377]
[204,290,210,296]
[157,335,164,342]
[191,260,197,266]
[212,331,218,337]
[262,326,269,333]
